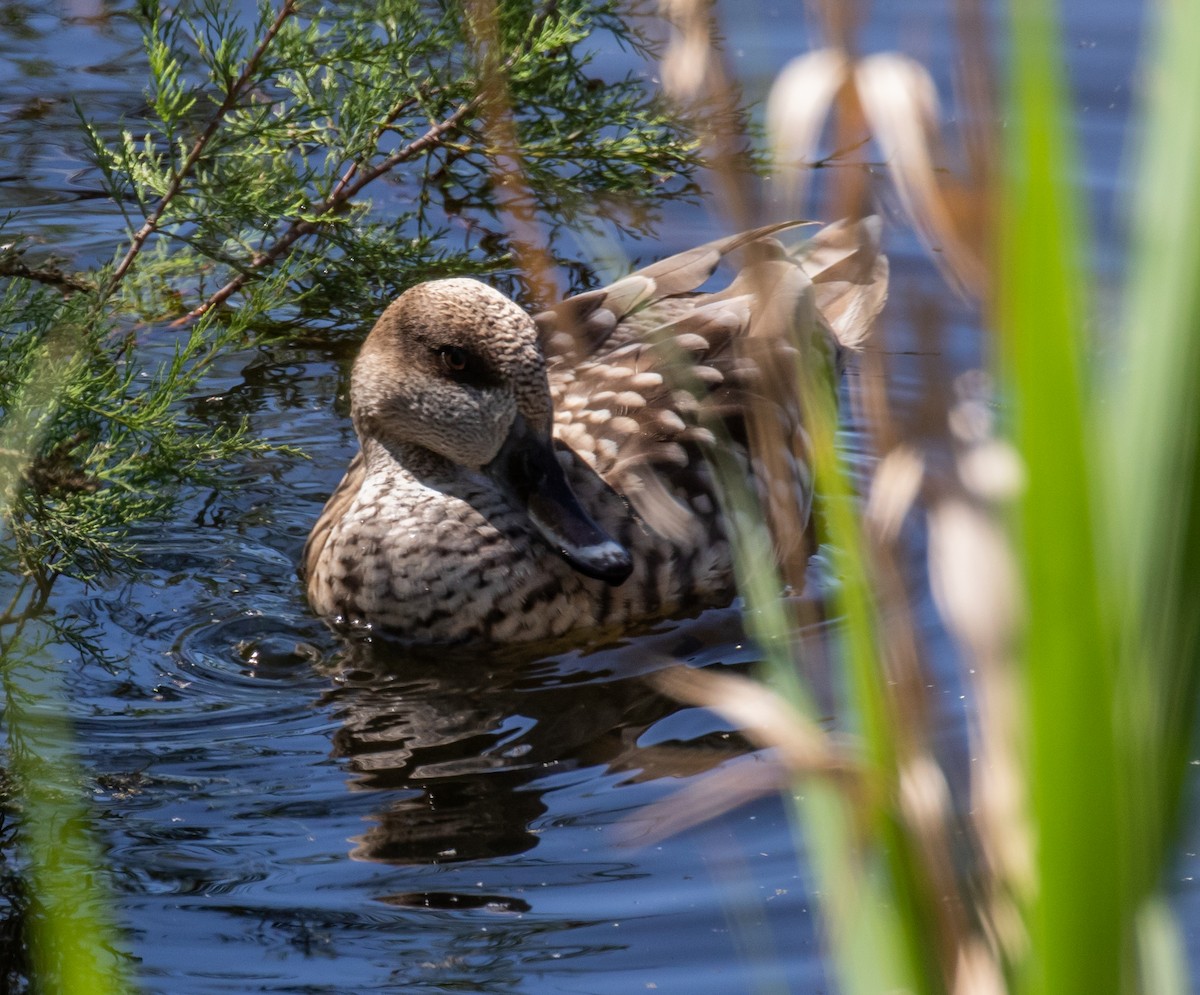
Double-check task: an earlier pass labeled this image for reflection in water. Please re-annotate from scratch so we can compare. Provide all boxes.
[321,611,758,869]
[377,891,533,914]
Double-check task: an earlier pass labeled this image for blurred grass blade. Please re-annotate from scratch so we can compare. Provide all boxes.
[1136,897,1189,995]
[0,330,130,994]
[1113,0,1200,869]
[999,1,1126,993]
[1111,0,1200,986]
[703,425,921,995]
[697,285,928,991]
[7,670,130,994]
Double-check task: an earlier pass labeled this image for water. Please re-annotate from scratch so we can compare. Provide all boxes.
[0,1,1167,992]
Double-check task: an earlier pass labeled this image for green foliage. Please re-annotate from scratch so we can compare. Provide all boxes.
[0,278,283,594]
[87,0,698,319]
[1112,0,1200,880]
[998,3,1127,992]
[998,0,1200,990]
[2,632,130,995]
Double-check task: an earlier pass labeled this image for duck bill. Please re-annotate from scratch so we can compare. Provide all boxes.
[485,415,633,586]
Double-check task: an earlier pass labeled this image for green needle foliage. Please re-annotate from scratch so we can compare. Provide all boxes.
[88,0,698,321]
[0,277,280,602]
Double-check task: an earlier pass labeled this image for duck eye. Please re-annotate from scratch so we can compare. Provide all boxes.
[431,344,500,389]
[437,345,469,373]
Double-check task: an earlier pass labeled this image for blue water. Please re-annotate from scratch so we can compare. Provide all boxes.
[0,1,1172,992]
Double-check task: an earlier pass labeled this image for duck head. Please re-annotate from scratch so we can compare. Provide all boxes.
[351,278,633,586]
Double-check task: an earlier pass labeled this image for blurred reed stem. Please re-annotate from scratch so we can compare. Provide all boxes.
[686,0,1200,989]
[998,1,1127,992]
[1112,0,1200,868]
[0,334,129,994]
[1111,0,1200,986]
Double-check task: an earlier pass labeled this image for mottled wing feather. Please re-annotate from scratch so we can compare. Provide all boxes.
[549,249,832,562]
[546,217,888,564]
[534,277,656,361]
[301,451,365,585]
[630,220,816,291]
[534,220,818,365]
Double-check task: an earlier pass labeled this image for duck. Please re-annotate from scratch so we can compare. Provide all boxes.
[302,218,887,645]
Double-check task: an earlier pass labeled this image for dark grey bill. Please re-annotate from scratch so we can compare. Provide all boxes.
[485,414,633,585]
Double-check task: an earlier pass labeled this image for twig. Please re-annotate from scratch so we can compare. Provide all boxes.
[103,0,299,298]
[166,0,554,326]
[0,257,95,294]
[325,94,422,204]
[0,571,52,632]
[170,94,483,325]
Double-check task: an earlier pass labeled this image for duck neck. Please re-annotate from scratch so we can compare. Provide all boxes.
[359,435,467,486]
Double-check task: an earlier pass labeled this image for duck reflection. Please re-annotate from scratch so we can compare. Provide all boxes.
[319,608,758,866]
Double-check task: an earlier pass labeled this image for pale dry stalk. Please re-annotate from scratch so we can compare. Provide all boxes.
[460,0,560,308]
[655,0,1018,990]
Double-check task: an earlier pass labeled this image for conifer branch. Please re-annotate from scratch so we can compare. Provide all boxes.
[104,0,299,296]
[0,0,703,644]
[172,92,484,325]
[0,256,95,294]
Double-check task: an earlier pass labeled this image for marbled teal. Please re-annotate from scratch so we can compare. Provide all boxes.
[302,219,888,644]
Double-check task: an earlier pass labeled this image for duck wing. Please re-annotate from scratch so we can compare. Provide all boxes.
[540,219,887,560]
[301,450,365,584]
[794,216,889,352]
[533,220,813,365]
